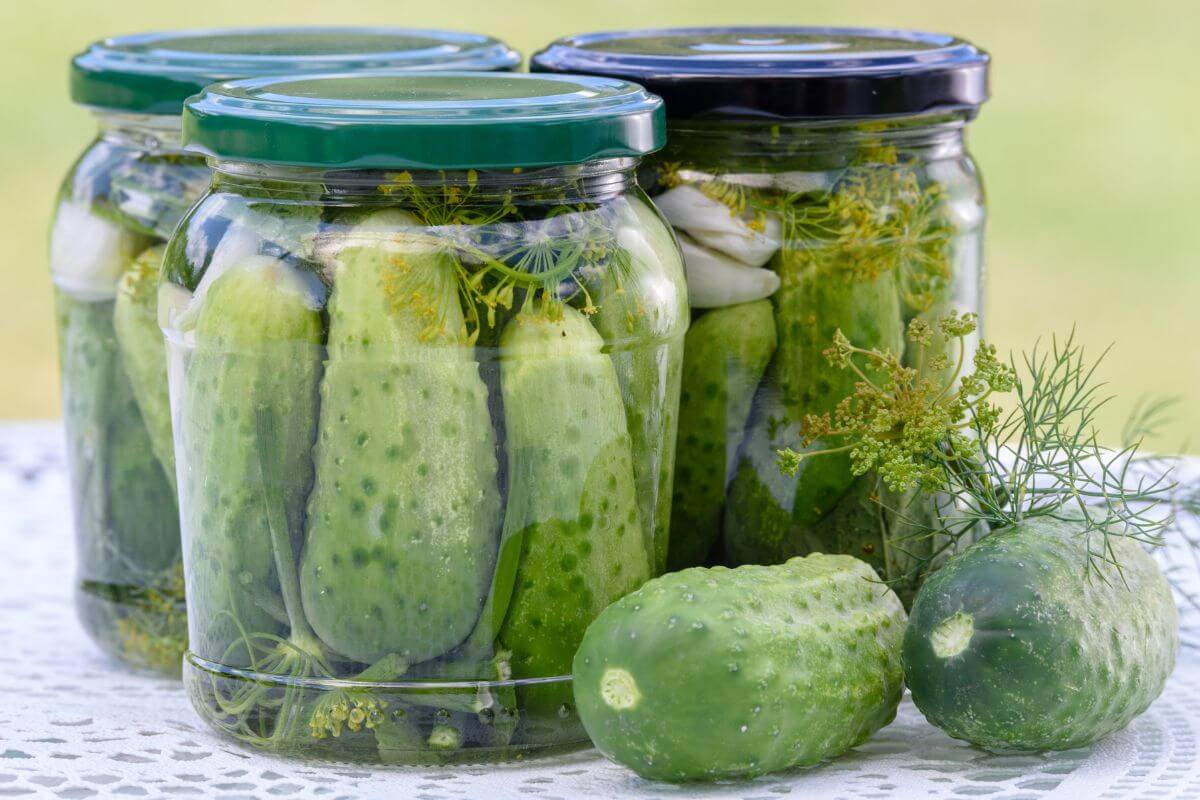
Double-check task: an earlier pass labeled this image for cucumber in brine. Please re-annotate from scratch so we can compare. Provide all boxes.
[723,245,904,565]
[300,213,502,665]
[113,244,175,488]
[175,256,324,664]
[668,300,775,570]
[58,291,180,581]
[591,198,688,574]
[497,301,651,729]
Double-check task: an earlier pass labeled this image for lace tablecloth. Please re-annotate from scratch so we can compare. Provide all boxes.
[2,421,1198,800]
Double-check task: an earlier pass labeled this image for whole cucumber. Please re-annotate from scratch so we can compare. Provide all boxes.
[300,216,502,665]
[573,553,906,782]
[769,249,904,529]
[57,291,180,581]
[904,516,1179,751]
[498,303,652,726]
[668,300,775,570]
[175,256,323,664]
[591,197,689,574]
[113,244,175,489]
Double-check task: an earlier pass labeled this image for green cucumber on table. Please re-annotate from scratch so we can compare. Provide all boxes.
[904,515,1179,752]
[573,553,906,782]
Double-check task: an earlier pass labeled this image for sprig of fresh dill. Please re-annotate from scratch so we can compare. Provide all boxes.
[374,170,629,335]
[778,314,1180,578]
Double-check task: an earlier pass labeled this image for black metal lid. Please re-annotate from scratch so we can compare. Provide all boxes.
[531,27,990,120]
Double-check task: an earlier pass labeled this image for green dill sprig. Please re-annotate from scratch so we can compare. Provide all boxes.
[778,315,1178,578]
[674,147,955,291]
[779,312,1014,493]
[374,172,628,335]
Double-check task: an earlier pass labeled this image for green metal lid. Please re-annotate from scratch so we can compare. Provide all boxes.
[71,28,522,115]
[182,71,665,169]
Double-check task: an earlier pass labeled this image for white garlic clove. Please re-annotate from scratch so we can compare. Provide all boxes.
[679,234,781,309]
[773,170,832,195]
[654,185,782,267]
[50,200,146,300]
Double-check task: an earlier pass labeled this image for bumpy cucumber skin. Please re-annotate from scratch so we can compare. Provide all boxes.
[772,253,904,524]
[592,197,688,574]
[723,382,847,566]
[904,517,1179,752]
[175,258,323,664]
[723,254,903,566]
[300,231,502,665]
[498,305,652,725]
[668,301,775,570]
[573,554,906,782]
[113,245,175,489]
[57,290,180,581]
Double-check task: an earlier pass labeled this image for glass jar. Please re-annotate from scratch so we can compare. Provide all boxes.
[534,28,989,601]
[52,28,521,676]
[164,72,684,762]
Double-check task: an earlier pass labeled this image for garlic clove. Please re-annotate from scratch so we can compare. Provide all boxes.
[50,200,145,300]
[653,185,782,267]
[679,234,781,309]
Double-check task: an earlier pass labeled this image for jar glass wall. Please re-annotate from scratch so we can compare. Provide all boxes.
[643,115,983,599]
[51,28,521,676]
[165,72,682,762]
[53,113,203,674]
[533,27,989,602]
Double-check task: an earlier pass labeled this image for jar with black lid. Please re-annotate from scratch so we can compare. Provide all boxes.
[534,27,989,600]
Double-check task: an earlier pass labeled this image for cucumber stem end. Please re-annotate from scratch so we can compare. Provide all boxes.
[930,611,974,659]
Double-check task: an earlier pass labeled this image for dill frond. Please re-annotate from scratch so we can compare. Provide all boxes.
[778,316,1180,578]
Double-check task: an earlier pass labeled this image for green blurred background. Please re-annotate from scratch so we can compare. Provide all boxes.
[1,1,1196,452]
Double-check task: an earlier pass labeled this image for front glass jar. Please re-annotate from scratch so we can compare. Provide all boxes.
[164,72,683,762]
[52,28,521,676]
[534,28,989,601]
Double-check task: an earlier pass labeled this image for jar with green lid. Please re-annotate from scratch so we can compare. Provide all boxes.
[53,28,521,677]
[534,28,989,602]
[163,71,684,762]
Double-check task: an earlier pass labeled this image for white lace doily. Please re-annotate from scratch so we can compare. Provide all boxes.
[2,422,1198,800]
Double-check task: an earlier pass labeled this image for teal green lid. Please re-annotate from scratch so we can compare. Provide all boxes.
[71,28,522,115]
[182,71,665,169]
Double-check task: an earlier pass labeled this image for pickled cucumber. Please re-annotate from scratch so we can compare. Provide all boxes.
[300,216,502,665]
[668,300,775,570]
[591,198,688,573]
[573,554,906,781]
[176,256,323,663]
[497,303,651,723]
[58,291,180,581]
[723,252,904,564]
[113,245,175,488]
